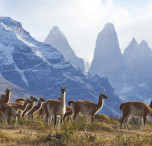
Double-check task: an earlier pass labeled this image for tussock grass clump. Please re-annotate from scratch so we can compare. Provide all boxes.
[94,113,110,122]
[88,122,114,132]
[0,130,15,143]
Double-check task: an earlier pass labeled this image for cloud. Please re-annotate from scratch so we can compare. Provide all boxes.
[0,0,152,62]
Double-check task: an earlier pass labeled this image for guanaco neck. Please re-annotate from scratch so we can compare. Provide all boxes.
[32,100,43,113]
[96,96,103,110]
[5,91,11,103]
[60,92,66,106]
[17,101,29,111]
[27,102,35,111]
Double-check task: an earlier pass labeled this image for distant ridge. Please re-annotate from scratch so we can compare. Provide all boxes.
[0,76,31,102]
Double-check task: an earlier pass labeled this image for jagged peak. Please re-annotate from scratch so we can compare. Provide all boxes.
[0,16,29,36]
[102,22,115,32]
[123,38,138,55]
[139,40,148,47]
[105,22,114,28]
[50,26,66,38]
[130,38,138,46]
[127,38,138,49]
[52,26,60,31]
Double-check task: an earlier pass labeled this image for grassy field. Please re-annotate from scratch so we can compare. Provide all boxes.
[0,114,152,146]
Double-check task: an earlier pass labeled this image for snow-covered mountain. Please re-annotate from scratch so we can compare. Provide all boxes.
[44,26,85,72]
[89,23,152,103]
[0,17,121,116]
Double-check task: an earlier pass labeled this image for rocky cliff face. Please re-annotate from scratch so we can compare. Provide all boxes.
[89,23,124,88]
[0,17,121,116]
[44,26,85,72]
[123,38,152,83]
[121,38,152,101]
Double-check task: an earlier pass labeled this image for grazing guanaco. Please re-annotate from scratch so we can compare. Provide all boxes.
[132,100,152,127]
[68,92,108,123]
[43,86,67,127]
[27,96,45,119]
[120,101,152,129]
[2,98,32,125]
[0,88,12,120]
[21,95,38,118]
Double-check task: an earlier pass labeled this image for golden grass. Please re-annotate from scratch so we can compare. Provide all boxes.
[0,115,152,145]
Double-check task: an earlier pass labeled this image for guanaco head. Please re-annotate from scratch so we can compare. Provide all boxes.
[29,95,38,102]
[99,92,108,99]
[5,88,12,94]
[25,98,32,104]
[58,97,61,100]
[39,96,45,102]
[61,86,67,94]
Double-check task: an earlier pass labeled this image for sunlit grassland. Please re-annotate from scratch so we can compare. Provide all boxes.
[0,114,152,145]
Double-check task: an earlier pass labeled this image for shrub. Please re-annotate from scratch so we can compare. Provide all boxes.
[94,113,110,122]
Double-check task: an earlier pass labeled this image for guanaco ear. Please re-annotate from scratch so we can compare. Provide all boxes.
[65,86,67,89]
[61,85,63,89]
[100,91,103,94]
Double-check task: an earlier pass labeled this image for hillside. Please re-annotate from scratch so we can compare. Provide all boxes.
[0,76,31,101]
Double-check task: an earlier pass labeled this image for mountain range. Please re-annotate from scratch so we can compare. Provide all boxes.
[89,23,152,103]
[0,17,121,116]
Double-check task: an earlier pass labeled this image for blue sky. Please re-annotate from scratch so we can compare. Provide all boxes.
[0,0,151,62]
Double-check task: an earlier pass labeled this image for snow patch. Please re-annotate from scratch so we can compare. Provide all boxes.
[35,50,43,58]
[16,34,52,66]
[0,43,28,86]
[15,65,29,87]
[53,63,69,69]
[16,34,35,47]
[0,22,10,31]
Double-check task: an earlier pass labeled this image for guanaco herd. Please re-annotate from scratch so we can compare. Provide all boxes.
[0,86,152,130]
